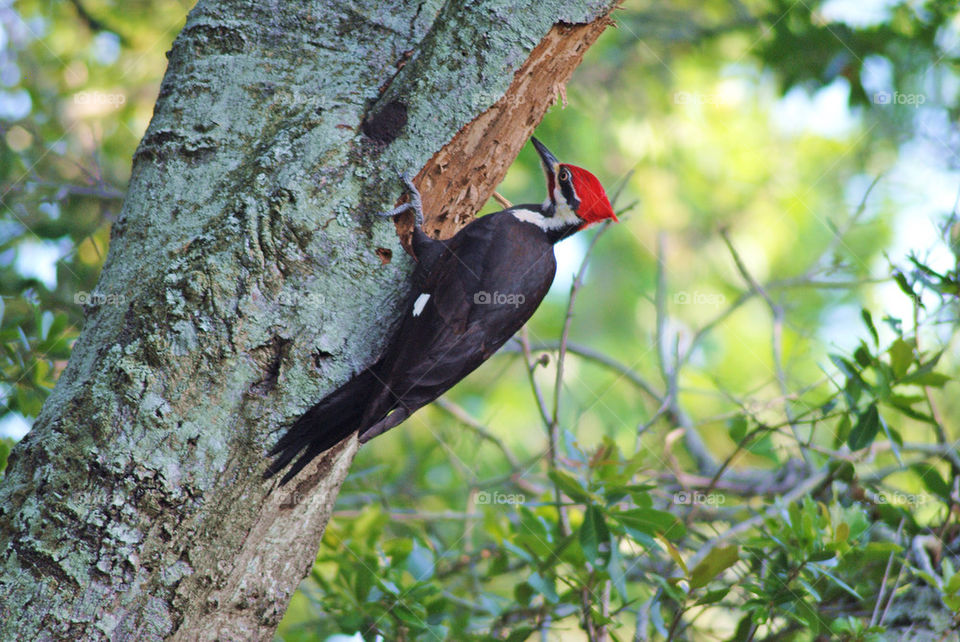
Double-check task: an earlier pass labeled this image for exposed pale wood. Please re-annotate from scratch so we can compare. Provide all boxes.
[398,13,617,248]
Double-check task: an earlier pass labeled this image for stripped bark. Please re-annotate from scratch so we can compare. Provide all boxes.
[0,0,617,639]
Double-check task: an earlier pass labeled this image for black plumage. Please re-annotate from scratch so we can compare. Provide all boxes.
[266,138,615,485]
[266,209,563,484]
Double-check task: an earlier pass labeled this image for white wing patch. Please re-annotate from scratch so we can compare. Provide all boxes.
[412,293,430,317]
[511,207,580,231]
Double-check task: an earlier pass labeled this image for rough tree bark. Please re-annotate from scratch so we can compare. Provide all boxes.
[0,0,617,639]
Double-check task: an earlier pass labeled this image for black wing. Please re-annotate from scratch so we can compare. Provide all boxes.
[359,211,556,440]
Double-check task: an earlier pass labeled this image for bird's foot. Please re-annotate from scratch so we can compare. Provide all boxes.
[372,171,424,228]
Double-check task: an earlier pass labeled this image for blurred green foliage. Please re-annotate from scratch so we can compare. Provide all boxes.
[3,0,960,640]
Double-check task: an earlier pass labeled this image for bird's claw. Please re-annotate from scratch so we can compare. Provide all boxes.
[373,171,424,229]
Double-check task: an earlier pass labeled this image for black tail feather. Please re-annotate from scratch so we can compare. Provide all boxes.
[265,368,380,484]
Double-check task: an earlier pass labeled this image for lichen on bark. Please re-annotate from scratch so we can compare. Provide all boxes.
[0,0,618,639]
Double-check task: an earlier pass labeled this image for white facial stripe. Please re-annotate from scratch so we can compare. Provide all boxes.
[412,293,430,316]
[558,168,580,210]
[511,207,580,231]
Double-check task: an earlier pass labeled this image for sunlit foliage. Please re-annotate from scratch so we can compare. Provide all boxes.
[3,1,959,639]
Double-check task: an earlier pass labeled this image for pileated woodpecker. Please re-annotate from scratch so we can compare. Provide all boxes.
[266,137,617,484]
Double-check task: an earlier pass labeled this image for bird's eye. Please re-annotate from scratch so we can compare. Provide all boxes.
[558,168,570,182]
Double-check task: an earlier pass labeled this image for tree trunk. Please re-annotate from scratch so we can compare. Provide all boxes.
[0,0,616,639]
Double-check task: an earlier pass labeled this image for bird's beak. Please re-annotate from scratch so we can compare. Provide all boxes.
[531,137,560,178]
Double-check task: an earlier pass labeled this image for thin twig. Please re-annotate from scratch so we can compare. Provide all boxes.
[434,398,522,469]
[720,228,811,469]
[870,519,904,627]
[518,326,553,430]
[685,468,830,570]
[655,233,718,474]
[491,191,513,209]
[879,531,908,627]
[515,340,663,403]
[551,221,613,440]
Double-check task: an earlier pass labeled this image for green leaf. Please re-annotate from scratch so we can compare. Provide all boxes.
[40,310,54,341]
[579,505,610,565]
[854,343,872,368]
[834,522,850,545]
[657,534,687,574]
[944,594,960,612]
[354,563,377,601]
[815,565,863,599]
[798,578,822,602]
[848,403,880,450]
[527,571,559,604]
[788,502,802,534]
[833,414,852,448]
[505,627,537,642]
[893,270,921,306]
[885,394,934,423]
[548,469,592,504]
[16,326,29,351]
[513,581,534,606]
[727,415,748,442]
[906,372,951,387]
[843,376,863,407]
[901,350,947,386]
[695,587,730,606]
[861,309,879,346]
[689,545,739,590]
[383,538,412,562]
[607,536,628,601]
[393,603,428,629]
[911,464,951,499]
[945,571,960,595]
[889,338,914,379]
[861,542,903,558]
[614,508,686,539]
[405,540,435,580]
[746,432,779,463]
[514,533,553,559]
[0,438,10,473]
[830,354,861,381]
[807,548,835,562]
[793,598,823,633]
